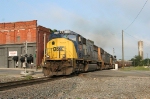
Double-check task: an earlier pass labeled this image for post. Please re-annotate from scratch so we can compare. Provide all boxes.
[147,53,149,66]
[122,30,124,68]
[42,33,46,73]
[25,40,27,73]
[44,33,46,62]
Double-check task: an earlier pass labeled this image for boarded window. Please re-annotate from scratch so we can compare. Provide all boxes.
[17,36,20,42]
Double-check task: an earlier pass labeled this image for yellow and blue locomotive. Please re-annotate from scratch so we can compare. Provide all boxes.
[42,30,116,77]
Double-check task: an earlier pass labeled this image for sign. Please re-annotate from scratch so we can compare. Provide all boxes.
[9,51,17,56]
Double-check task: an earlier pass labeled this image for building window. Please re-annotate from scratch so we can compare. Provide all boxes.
[17,36,20,42]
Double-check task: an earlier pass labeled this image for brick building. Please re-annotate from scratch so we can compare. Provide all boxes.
[0,20,51,68]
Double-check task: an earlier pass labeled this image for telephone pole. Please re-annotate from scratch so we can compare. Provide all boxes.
[25,40,27,73]
[113,48,114,57]
[44,33,46,63]
[147,53,149,66]
[113,48,115,69]
[122,30,124,68]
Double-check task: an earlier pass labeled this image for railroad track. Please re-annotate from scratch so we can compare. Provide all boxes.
[0,76,67,91]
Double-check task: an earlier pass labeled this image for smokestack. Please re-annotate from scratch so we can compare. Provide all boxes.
[138,41,143,59]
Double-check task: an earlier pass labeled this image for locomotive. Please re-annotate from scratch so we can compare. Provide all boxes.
[42,30,116,77]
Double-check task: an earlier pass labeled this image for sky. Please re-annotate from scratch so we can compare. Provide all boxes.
[0,0,150,60]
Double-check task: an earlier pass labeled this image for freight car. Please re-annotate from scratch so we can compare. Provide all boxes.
[42,30,116,77]
[116,60,132,68]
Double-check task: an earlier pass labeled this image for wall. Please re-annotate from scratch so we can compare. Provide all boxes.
[0,20,37,44]
[0,20,51,68]
[36,25,51,66]
[0,43,36,68]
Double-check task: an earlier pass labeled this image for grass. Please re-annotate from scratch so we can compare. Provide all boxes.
[119,66,150,71]
[23,75,33,80]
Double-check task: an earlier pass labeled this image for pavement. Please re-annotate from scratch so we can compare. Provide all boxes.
[0,68,45,78]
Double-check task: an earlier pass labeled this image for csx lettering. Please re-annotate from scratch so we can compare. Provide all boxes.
[53,46,64,51]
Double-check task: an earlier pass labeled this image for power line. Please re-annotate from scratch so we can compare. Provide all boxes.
[124,32,150,47]
[124,0,148,31]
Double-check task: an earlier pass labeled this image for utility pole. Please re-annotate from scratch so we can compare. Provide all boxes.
[113,48,115,69]
[113,48,114,57]
[42,33,46,73]
[122,30,124,68]
[24,40,27,73]
[147,53,149,66]
[44,33,46,63]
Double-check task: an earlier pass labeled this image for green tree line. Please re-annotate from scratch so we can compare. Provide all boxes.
[130,55,150,66]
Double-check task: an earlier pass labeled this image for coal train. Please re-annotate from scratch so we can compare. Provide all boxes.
[42,30,116,77]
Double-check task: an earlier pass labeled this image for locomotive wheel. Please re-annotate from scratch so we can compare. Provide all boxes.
[43,67,52,77]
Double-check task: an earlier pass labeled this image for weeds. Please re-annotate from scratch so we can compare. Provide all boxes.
[24,75,33,80]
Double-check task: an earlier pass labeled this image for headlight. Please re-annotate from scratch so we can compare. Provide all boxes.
[46,55,50,58]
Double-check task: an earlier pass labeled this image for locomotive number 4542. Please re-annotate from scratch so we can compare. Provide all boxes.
[53,46,64,51]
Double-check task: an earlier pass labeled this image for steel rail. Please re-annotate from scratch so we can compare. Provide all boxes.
[0,76,66,91]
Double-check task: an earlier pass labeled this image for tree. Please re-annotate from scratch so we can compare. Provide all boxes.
[130,55,142,66]
[142,58,150,66]
[52,29,58,32]
[49,29,58,33]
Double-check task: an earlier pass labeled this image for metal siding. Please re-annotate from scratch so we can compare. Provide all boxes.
[0,48,5,67]
[0,43,36,68]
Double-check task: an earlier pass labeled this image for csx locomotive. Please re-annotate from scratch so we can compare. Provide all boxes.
[42,30,116,77]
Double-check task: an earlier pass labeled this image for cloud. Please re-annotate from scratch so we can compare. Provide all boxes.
[12,0,150,60]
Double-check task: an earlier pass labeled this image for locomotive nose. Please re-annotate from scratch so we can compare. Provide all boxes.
[46,38,77,60]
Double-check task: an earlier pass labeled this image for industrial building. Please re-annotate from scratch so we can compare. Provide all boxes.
[0,20,51,68]
[138,41,143,59]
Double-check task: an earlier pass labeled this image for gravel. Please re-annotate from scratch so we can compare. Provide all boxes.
[0,71,150,99]
[0,75,23,83]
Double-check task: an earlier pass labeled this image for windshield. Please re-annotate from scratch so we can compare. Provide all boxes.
[61,34,76,41]
[49,33,77,41]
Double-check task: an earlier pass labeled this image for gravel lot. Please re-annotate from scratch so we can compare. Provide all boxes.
[0,70,150,99]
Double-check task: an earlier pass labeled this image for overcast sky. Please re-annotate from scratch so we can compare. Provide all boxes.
[0,0,150,60]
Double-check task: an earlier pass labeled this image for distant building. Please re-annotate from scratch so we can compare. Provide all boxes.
[138,41,143,59]
[0,20,51,68]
